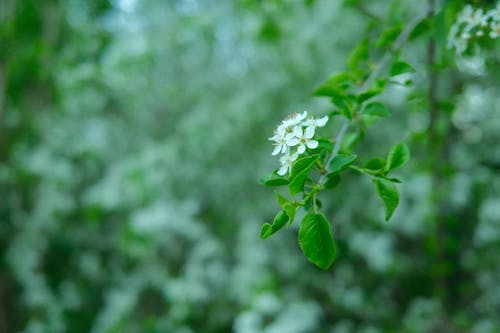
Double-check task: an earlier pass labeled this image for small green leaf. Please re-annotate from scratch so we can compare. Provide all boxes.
[385,143,410,172]
[409,18,432,40]
[328,154,358,174]
[275,192,290,206]
[275,192,297,224]
[299,212,336,270]
[375,25,402,48]
[390,61,416,77]
[289,155,319,195]
[260,174,289,186]
[374,179,399,221]
[331,95,355,120]
[364,157,386,171]
[357,88,383,104]
[348,39,369,73]
[283,203,297,225]
[324,173,341,189]
[313,72,353,97]
[260,210,289,239]
[363,102,391,117]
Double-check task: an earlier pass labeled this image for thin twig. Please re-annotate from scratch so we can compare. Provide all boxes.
[319,9,426,185]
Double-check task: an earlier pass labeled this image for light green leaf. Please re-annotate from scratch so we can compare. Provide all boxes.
[289,155,319,195]
[390,61,416,77]
[260,173,289,186]
[363,102,391,117]
[374,179,399,221]
[375,25,402,48]
[385,143,410,172]
[298,212,336,270]
[260,210,289,239]
[328,154,358,174]
[313,72,353,97]
[347,39,369,73]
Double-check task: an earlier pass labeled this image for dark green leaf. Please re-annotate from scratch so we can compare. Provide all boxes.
[363,102,391,117]
[260,210,289,239]
[324,173,341,189]
[390,61,416,77]
[409,18,432,40]
[357,87,383,104]
[364,157,386,171]
[385,143,410,172]
[289,155,319,195]
[331,94,356,120]
[299,212,336,269]
[328,154,358,174]
[374,179,399,221]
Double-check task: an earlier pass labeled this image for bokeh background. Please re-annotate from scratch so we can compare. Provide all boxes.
[1,0,499,332]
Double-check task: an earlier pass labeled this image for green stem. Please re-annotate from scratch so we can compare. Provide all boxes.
[318,10,426,185]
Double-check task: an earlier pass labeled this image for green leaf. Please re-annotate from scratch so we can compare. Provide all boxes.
[342,129,364,151]
[299,212,336,270]
[260,173,289,186]
[357,87,383,104]
[409,18,432,40]
[374,179,399,221]
[390,61,416,77]
[260,210,289,239]
[313,72,353,97]
[364,157,386,171]
[385,143,410,172]
[275,192,297,225]
[363,102,391,117]
[283,203,297,225]
[331,94,356,120]
[328,154,358,174]
[348,39,369,73]
[375,25,402,48]
[324,173,341,189]
[275,192,290,207]
[289,155,319,195]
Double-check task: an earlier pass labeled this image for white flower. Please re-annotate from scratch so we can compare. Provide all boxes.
[278,152,298,176]
[489,21,500,38]
[281,111,307,129]
[457,5,474,24]
[269,126,292,155]
[287,126,318,154]
[303,115,329,128]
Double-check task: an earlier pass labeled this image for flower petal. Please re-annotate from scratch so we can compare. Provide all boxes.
[286,138,300,146]
[272,146,281,155]
[307,140,318,149]
[316,116,329,127]
[305,126,315,139]
[297,144,306,154]
[293,126,303,137]
[277,166,288,176]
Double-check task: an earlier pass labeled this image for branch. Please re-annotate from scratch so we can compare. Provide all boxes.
[319,9,427,185]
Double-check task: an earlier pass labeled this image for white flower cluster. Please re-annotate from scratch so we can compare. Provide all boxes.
[269,111,328,176]
[448,3,500,53]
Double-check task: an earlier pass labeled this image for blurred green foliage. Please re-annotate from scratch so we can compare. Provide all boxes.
[0,0,499,332]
